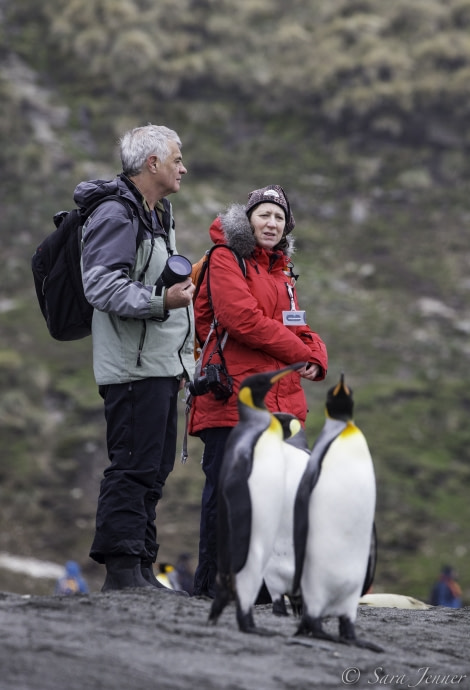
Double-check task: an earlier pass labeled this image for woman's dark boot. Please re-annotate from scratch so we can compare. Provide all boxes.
[141,560,166,588]
[102,555,152,591]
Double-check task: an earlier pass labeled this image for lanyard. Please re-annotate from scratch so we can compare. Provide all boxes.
[283,283,307,326]
[286,282,296,310]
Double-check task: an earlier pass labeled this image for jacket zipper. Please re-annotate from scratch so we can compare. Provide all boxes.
[136,320,147,367]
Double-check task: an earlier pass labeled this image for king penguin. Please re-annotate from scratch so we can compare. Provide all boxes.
[208,362,306,634]
[263,412,310,616]
[292,373,382,652]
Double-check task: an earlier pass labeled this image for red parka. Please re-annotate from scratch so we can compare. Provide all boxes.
[188,205,328,435]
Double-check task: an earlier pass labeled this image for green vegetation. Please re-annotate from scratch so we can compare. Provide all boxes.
[0,0,469,599]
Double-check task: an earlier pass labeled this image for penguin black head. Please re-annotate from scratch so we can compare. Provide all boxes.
[238,362,306,411]
[326,373,354,420]
[273,412,303,441]
[273,412,310,451]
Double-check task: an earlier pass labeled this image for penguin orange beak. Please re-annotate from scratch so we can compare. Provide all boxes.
[269,362,306,385]
[332,372,351,397]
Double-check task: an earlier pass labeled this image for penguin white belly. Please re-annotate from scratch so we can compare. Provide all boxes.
[235,432,286,611]
[263,444,310,601]
[301,428,375,621]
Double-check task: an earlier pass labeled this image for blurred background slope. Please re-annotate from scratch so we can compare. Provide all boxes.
[0,0,469,599]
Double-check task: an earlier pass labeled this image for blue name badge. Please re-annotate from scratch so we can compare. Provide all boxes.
[282,310,307,326]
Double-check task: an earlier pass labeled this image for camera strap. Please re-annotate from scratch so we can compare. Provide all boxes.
[181,385,192,464]
[194,323,228,377]
[181,245,243,464]
[193,244,244,376]
[181,323,230,464]
[204,247,237,375]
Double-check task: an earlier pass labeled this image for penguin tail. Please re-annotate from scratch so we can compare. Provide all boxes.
[361,522,378,596]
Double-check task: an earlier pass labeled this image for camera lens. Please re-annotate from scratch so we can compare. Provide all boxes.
[161,255,192,286]
[168,255,192,276]
[155,254,192,296]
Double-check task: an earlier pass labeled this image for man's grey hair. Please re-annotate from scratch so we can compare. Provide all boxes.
[120,124,182,177]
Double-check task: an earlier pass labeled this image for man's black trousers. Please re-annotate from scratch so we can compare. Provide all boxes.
[90,377,179,565]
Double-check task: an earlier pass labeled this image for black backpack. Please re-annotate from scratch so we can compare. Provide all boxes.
[32,195,141,341]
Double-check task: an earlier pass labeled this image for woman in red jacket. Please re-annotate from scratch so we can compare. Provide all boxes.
[188,185,328,598]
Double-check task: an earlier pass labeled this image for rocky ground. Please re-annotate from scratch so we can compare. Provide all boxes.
[0,588,468,690]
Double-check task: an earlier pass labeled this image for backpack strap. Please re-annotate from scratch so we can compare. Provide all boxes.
[82,195,144,246]
[82,195,149,279]
[202,244,245,371]
[193,244,246,349]
[205,244,245,318]
[182,245,244,463]
[193,243,246,303]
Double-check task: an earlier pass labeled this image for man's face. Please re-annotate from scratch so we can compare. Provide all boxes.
[154,140,187,195]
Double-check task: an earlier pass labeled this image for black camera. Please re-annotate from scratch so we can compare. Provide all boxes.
[155,254,192,295]
[188,364,233,400]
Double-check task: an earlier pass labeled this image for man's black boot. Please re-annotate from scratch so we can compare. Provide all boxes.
[102,555,152,592]
[141,560,188,596]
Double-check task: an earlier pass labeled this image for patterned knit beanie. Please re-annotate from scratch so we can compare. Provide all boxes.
[244,185,295,234]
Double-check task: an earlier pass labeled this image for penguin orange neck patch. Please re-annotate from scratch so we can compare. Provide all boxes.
[239,386,256,409]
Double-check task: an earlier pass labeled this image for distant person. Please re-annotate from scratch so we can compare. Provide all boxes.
[429,565,462,608]
[173,553,194,595]
[54,561,89,595]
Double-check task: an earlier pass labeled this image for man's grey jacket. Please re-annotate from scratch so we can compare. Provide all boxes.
[74,175,195,386]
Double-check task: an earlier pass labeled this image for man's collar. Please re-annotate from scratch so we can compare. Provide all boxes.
[120,173,156,212]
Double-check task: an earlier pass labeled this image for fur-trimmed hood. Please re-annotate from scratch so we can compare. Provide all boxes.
[209,204,295,259]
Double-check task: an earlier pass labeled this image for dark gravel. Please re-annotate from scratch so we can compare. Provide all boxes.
[0,590,468,689]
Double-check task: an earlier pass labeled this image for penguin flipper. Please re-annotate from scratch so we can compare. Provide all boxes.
[292,418,348,593]
[223,471,253,574]
[361,522,378,596]
[211,452,253,626]
[217,429,257,576]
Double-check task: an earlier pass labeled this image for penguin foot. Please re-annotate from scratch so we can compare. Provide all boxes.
[236,607,256,633]
[236,606,276,635]
[295,614,337,642]
[208,589,232,625]
[272,597,289,617]
[237,613,276,636]
[288,594,303,617]
[250,627,277,637]
[338,615,383,653]
[343,637,384,653]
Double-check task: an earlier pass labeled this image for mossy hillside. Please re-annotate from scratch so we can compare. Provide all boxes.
[1,0,469,599]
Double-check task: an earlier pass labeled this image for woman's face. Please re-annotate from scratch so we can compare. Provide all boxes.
[250,203,286,250]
